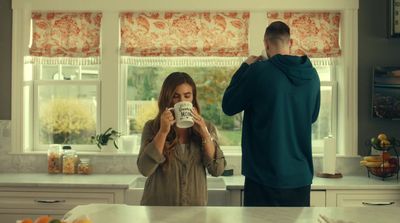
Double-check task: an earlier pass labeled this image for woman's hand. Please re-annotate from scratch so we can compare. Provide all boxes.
[191,107,210,138]
[192,107,215,158]
[159,108,175,134]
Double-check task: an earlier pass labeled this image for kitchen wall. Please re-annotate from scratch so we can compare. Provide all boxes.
[0,0,396,174]
[358,0,400,156]
[0,0,12,120]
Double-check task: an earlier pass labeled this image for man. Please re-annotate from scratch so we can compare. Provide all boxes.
[222,21,320,207]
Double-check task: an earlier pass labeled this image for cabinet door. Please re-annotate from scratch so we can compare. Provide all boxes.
[310,190,326,207]
[327,190,400,207]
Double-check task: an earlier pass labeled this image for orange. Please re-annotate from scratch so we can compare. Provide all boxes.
[73,219,92,223]
[34,215,52,223]
[21,218,33,223]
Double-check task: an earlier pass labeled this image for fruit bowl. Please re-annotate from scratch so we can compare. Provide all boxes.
[361,154,399,180]
[363,134,400,180]
[367,166,398,178]
[368,134,399,151]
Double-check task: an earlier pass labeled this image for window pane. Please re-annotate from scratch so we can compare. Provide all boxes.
[314,66,331,81]
[37,85,97,145]
[312,86,333,145]
[40,64,99,80]
[126,66,242,147]
[62,65,80,80]
[81,65,99,80]
[41,65,59,80]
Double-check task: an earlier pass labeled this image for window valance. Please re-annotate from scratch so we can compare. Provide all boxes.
[267,12,341,58]
[29,12,102,57]
[120,12,249,57]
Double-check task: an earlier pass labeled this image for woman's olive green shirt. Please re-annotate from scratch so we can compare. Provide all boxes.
[137,120,226,206]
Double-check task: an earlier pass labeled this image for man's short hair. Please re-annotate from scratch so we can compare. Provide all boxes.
[264,21,290,46]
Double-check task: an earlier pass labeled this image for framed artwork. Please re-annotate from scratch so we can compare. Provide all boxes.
[372,66,400,120]
[388,0,400,37]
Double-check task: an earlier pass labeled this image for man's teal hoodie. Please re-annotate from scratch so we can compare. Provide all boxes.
[222,54,320,188]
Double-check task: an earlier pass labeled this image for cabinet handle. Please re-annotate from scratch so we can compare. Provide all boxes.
[362,201,395,206]
[34,199,66,204]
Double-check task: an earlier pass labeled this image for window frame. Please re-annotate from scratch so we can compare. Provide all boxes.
[11,0,359,156]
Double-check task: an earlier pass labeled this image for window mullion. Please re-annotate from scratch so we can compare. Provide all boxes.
[12,8,31,153]
[337,9,358,156]
[248,11,268,56]
[100,12,121,133]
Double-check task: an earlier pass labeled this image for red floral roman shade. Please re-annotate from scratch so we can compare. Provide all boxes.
[120,12,249,57]
[267,12,341,58]
[30,12,102,57]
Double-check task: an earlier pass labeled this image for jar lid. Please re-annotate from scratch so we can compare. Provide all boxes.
[62,145,72,150]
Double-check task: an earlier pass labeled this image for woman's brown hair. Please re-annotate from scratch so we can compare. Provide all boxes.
[152,72,202,167]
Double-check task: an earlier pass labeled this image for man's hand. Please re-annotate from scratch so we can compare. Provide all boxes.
[244,55,262,65]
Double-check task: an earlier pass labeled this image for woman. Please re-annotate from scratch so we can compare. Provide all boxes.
[137,72,226,206]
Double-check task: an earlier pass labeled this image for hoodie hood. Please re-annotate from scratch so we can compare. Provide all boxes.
[269,54,318,86]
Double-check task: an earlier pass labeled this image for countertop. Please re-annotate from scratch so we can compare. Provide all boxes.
[0,173,399,190]
[223,175,400,190]
[0,173,136,189]
[63,203,399,223]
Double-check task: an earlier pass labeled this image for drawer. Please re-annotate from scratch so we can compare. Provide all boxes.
[0,191,115,210]
[332,190,400,207]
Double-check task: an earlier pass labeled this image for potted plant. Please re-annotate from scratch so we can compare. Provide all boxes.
[91,127,121,150]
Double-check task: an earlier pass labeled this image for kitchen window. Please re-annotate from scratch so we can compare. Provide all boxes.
[26,61,100,151]
[121,58,244,151]
[11,0,358,156]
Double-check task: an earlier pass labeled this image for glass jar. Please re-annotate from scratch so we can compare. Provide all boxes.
[47,144,62,174]
[78,158,92,175]
[63,149,77,174]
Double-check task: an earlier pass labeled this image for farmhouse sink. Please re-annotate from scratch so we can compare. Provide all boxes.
[130,176,226,189]
[126,176,228,206]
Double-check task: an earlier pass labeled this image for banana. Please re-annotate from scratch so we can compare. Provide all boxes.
[363,156,382,162]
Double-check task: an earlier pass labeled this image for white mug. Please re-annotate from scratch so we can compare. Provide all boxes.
[169,101,194,128]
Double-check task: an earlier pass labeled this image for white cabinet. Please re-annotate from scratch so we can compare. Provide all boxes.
[0,187,125,223]
[310,190,326,207]
[326,189,400,207]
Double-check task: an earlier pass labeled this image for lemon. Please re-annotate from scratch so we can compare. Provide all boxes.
[377,133,388,141]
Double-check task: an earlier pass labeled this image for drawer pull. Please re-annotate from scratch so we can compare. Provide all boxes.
[34,199,66,204]
[362,201,395,206]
